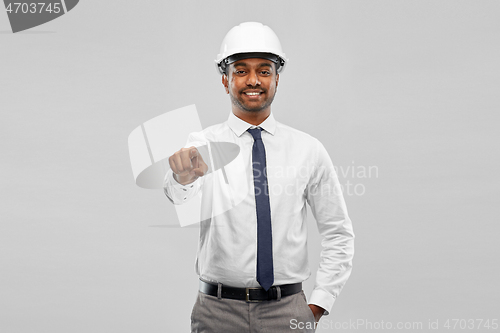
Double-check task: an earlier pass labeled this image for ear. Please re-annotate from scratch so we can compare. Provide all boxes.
[222,74,229,94]
[276,73,279,88]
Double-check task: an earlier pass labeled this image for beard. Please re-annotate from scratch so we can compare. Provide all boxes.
[229,88,277,112]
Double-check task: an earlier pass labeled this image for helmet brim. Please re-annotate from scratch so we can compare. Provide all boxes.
[217,52,286,75]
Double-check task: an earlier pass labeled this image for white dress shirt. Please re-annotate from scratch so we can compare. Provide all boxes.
[163,111,354,314]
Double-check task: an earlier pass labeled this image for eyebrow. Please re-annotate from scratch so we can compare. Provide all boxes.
[233,62,273,69]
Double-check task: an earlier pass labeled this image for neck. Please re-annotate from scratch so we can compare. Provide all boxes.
[232,108,271,126]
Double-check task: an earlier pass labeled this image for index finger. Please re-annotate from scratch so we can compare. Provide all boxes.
[189,146,199,159]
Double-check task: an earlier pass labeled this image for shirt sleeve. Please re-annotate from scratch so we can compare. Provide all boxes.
[163,132,207,205]
[305,138,355,315]
[163,168,203,205]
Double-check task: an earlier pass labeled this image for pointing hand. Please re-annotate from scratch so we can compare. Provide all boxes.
[169,146,208,185]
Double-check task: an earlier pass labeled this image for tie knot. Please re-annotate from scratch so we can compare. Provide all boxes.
[247,128,263,140]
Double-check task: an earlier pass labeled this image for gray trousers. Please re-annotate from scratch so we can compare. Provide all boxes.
[191,290,316,333]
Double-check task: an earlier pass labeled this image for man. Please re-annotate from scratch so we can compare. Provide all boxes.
[164,22,354,333]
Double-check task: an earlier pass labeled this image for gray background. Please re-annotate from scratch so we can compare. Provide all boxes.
[1,1,499,332]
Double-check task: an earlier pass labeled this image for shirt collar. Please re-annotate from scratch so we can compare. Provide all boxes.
[227,111,277,137]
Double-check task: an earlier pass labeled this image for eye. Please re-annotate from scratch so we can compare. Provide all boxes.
[260,70,271,75]
[235,70,246,75]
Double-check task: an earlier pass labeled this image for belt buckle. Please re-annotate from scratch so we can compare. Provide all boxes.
[245,287,263,302]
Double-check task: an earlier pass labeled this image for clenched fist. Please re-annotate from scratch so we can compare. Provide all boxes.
[168,146,208,185]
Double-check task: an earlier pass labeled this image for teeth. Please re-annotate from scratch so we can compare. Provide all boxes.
[245,92,260,95]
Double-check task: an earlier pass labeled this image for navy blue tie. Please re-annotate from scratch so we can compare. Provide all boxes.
[247,128,274,291]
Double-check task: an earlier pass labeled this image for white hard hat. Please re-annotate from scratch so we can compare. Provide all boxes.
[215,22,288,75]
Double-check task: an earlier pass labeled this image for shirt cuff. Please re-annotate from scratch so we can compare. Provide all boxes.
[163,169,198,204]
[308,288,336,316]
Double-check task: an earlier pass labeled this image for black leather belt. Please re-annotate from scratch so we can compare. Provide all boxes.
[199,279,302,302]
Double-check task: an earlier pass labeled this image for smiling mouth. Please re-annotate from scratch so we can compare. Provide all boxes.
[243,91,264,96]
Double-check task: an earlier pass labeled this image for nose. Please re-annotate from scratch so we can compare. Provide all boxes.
[246,70,261,86]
